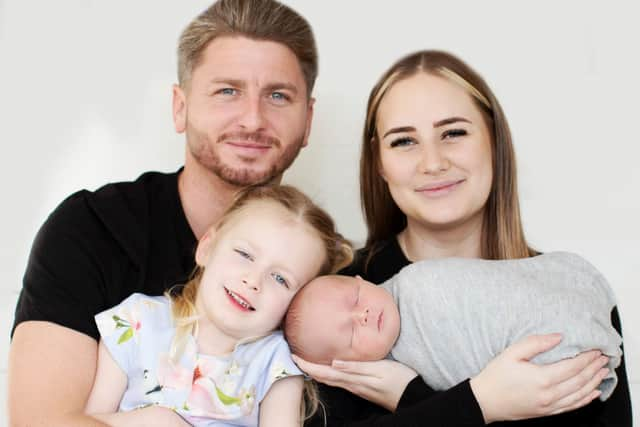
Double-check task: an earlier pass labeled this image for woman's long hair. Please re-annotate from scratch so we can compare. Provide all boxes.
[360,50,536,269]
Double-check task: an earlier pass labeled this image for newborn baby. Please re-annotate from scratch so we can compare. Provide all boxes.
[284,252,622,400]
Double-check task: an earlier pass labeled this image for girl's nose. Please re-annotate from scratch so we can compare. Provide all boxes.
[242,275,261,292]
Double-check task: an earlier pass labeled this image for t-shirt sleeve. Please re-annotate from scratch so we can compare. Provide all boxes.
[12,192,114,340]
[256,334,303,403]
[95,293,159,375]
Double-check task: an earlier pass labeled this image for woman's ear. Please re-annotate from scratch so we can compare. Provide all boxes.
[195,229,215,266]
[375,138,388,182]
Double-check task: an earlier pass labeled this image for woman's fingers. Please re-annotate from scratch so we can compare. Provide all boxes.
[541,350,604,386]
[547,364,609,414]
[504,334,563,360]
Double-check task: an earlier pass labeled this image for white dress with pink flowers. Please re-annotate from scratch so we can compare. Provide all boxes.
[95,293,302,426]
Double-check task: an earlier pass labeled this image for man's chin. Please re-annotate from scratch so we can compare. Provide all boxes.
[217,168,281,187]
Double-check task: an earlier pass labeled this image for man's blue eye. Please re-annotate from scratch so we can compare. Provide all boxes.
[220,88,236,95]
[271,92,287,101]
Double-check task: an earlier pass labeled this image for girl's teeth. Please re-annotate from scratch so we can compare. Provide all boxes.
[226,288,254,310]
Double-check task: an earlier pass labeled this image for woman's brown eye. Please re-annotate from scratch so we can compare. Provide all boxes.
[390,137,414,148]
[442,129,467,139]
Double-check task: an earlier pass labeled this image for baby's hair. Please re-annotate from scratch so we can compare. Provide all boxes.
[166,184,353,421]
[283,276,321,363]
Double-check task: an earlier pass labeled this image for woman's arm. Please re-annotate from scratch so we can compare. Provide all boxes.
[301,334,610,427]
[259,376,304,427]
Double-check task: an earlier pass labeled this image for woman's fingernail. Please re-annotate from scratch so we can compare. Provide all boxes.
[599,356,609,366]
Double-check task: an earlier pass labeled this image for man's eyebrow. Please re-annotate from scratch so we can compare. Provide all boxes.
[433,116,471,127]
[382,126,416,139]
[263,82,299,95]
[209,78,246,88]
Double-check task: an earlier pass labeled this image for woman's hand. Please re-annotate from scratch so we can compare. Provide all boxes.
[470,333,610,423]
[292,355,418,411]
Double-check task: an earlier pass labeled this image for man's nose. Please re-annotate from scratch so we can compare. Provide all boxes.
[237,95,267,132]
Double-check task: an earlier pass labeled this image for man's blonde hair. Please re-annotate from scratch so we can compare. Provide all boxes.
[177,0,318,96]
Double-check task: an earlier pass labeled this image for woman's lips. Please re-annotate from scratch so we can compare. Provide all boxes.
[415,179,465,197]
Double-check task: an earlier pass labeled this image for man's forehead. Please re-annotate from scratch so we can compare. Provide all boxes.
[193,36,306,86]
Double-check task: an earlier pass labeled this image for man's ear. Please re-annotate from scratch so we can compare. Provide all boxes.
[301,97,315,148]
[195,229,215,266]
[172,84,187,134]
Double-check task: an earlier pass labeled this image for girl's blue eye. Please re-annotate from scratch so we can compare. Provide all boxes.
[272,273,289,288]
[389,137,415,148]
[235,249,252,260]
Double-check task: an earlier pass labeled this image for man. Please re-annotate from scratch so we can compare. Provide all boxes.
[8,0,317,425]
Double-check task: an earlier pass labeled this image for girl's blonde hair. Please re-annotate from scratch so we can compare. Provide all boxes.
[360,50,537,269]
[167,184,352,421]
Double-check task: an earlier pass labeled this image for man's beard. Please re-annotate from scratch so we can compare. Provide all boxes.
[189,130,305,187]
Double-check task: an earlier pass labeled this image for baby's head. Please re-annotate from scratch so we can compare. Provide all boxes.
[284,275,400,364]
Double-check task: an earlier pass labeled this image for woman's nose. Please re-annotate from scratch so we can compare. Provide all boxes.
[419,143,450,174]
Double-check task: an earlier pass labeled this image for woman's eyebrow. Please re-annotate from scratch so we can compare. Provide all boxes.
[382,126,416,138]
[433,117,471,128]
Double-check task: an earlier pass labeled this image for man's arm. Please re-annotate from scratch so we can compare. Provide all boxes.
[8,321,109,427]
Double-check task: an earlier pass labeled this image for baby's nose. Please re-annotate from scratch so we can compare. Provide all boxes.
[358,308,370,326]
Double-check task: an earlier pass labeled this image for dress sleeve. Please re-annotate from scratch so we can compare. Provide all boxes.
[94,293,157,376]
[255,334,304,403]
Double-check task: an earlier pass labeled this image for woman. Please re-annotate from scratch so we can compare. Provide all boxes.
[297,50,632,426]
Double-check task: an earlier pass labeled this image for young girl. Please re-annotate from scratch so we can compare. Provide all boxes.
[84,185,353,426]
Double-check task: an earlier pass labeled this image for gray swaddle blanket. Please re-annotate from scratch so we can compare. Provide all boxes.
[381,252,622,400]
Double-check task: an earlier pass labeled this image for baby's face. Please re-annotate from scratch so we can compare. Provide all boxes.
[296,276,400,364]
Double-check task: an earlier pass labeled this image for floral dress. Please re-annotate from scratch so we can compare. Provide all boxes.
[95,293,302,426]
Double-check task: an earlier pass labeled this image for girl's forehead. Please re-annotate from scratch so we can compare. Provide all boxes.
[223,200,295,228]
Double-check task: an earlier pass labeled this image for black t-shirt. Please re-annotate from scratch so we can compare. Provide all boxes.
[12,170,197,340]
[307,238,632,426]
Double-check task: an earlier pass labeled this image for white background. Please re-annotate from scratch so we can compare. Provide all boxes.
[1,0,638,423]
